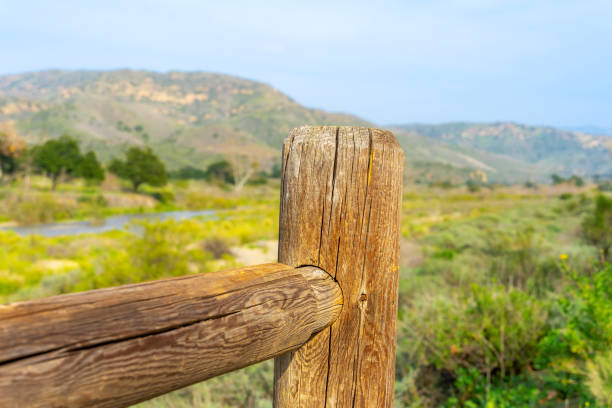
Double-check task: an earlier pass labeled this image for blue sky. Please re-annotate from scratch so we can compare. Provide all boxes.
[1,0,611,128]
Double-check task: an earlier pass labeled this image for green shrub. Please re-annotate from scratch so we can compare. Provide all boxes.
[537,263,612,403]
[597,180,612,192]
[183,192,242,210]
[246,171,268,186]
[582,195,612,259]
[148,190,175,204]
[433,248,456,260]
[201,237,233,259]
[560,262,612,359]
[586,350,612,406]
[7,194,75,224]
[443,369,545,408]
[136,361,273,408]
[123,220,211,282]
[466,180,481,193]
[77,194,108,207]
[0,269,24,295]
[399,285,547,399]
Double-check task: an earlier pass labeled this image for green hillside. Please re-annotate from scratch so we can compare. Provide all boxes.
[1,70,610,182]
[391,128,543,183]
[0,70,370,169]
[397,122,612,181]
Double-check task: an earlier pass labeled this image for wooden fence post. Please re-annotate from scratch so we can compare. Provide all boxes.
[274,126,404,407]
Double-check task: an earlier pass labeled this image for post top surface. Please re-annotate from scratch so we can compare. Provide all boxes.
[286,125,402,151]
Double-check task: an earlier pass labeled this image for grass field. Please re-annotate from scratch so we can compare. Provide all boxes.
[1,179,610,407]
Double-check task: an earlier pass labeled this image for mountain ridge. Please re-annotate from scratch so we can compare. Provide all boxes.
[1,70,610,182]
[393,122,612,181]
[0,69,370,169]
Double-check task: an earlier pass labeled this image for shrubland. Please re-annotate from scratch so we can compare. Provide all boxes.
[0,178,610,407]
[0,201,278,303]
[396,189,611,407]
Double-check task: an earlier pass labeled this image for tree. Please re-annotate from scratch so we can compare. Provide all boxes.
[204,160,234,184]
[466,179,481,193]
[228,154,259,191]
[170,166,208,180]
[551,174,564,185]
[569,175,585,187]
[0,122,26,182]
[109,147,167,191]
[79,151,105,184]
[582,194,612,260]
[33,135,82,190]
[269,162,282,178]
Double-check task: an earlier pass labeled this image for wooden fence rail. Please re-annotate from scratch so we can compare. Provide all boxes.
[0,126,403,408]
[0,264,342,407]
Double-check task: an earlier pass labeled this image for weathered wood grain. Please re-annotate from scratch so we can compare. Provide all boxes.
[273,126,403,407]
[0,263,342,408]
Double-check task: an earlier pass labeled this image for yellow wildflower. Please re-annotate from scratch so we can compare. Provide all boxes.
[560,253,568,261]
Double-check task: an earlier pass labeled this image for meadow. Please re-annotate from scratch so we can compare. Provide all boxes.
[1,177,611,407]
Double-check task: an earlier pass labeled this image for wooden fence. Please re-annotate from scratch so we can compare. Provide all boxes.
[0,126,404,407]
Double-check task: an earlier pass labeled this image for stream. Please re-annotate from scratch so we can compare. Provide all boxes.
[0,210,218,237]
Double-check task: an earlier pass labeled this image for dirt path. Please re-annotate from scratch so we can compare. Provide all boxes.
[231,240,278,265]
[400,238,424,268]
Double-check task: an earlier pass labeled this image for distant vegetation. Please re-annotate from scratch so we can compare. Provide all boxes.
[0,122,278,202]
[395,122,612,183]
[1,70,611,184]
[109,147,167,191]
[32,135,104,189]
[0,122,289,233]
[582,194,612,259]
[551,173,585,186]
[0,122,26,182]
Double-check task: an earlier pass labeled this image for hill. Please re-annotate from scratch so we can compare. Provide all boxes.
[0,70,369,169]
[394,122,612,182]
[390,128,542,183]
[1,70,610,183]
